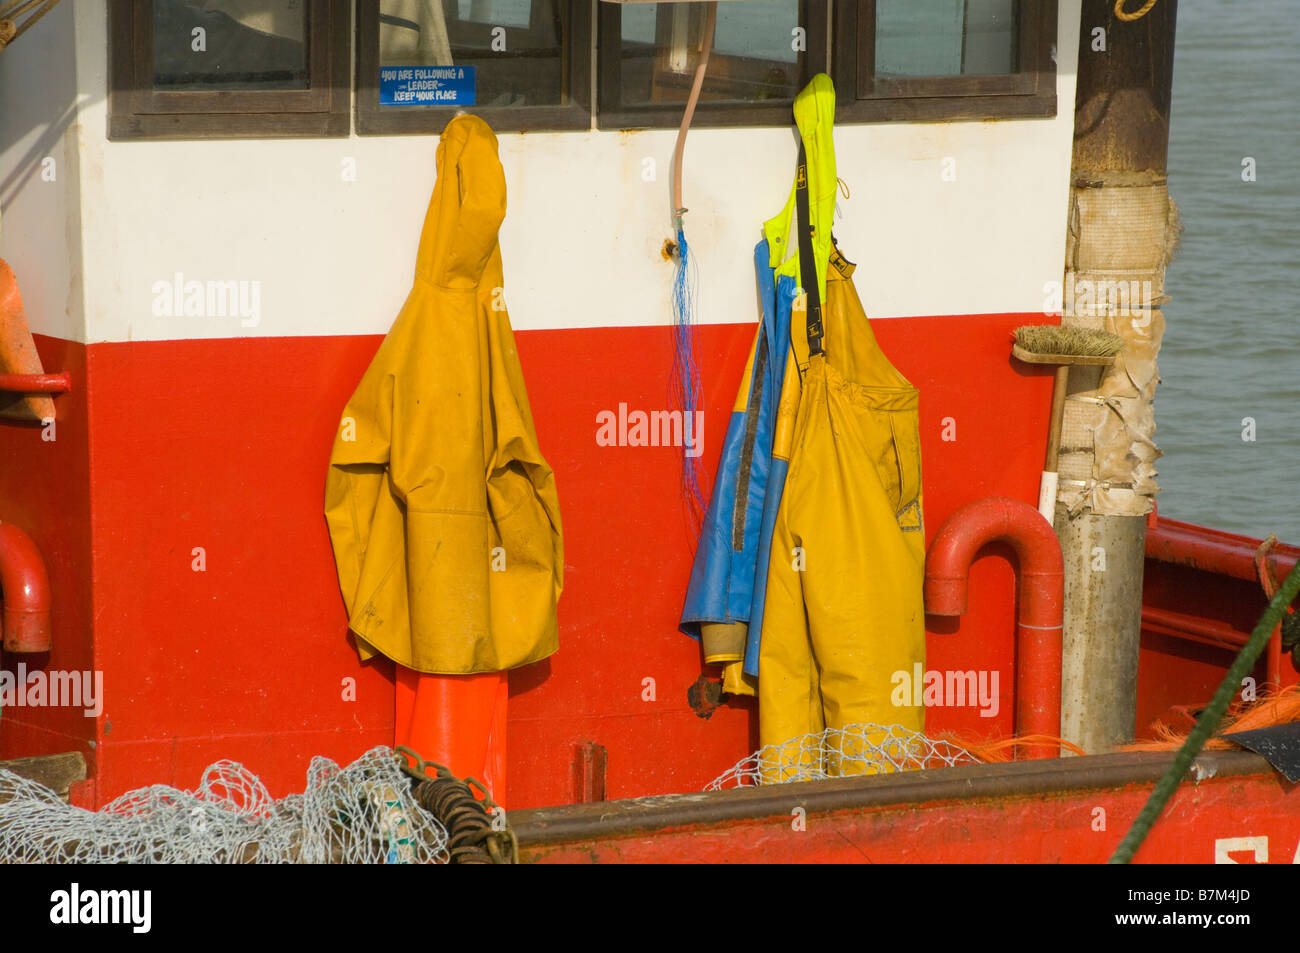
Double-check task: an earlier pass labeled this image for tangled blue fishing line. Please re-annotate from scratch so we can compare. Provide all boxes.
[672,223,706,535]
[665,1,717,540]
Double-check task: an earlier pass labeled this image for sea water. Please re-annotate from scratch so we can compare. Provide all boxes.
[1160,0,1300,540]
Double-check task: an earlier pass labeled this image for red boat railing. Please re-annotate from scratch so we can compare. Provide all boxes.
[1144,512,1300,685]
[0,371,71,393]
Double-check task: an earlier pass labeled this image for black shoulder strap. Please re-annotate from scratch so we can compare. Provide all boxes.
[795,142,825,358]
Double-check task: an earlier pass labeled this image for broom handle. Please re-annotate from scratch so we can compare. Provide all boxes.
[1037,364,1070,525]
[1044,365,1069,472]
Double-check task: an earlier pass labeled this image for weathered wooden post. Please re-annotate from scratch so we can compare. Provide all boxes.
[1057,0,1180,753]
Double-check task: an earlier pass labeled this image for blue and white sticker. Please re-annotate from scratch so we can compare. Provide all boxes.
[379,66,476,106]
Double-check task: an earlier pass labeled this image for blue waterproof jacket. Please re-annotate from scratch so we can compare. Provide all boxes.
[679,239,798,679]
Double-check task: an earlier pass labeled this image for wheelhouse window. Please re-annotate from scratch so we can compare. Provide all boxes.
[833,0,1057,122]
[108,0,1058,140]
[598,0,828,129]
[109,0,351,139]
[355,0,592,134]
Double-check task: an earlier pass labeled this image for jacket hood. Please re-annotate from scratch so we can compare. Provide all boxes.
[415,114,507,290]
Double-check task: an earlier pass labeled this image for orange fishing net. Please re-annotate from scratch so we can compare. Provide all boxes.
[1122,683,1300,752]
[947,734,1088,762]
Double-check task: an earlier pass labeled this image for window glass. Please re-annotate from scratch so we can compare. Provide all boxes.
[615,0,802,109]
[379,0,566,108]
[152,0,310,90]
[455,0,534,29]
[875,0,1016,78]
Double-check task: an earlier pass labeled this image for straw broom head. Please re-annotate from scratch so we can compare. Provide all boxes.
[1013,325,1125,357]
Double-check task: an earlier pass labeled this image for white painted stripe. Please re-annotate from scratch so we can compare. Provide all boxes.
[0,3,1079,345]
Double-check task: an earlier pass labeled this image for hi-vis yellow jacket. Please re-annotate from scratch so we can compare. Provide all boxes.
[325,115,563,675]
[757,77,927,775]
[680,75,927,777]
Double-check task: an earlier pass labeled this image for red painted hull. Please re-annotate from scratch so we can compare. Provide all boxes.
[514,750,1297,864]
[0,314,1055,807]
[2,320,1295,862]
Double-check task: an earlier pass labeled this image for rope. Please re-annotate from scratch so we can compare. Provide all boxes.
[1109,556,1300,863]
[0,0,59,52]
[0,0,44,20]
[1113,0,1158,22]
[411,776,516,864]
[394,745,517,864]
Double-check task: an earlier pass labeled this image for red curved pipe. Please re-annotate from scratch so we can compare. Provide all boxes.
[0,522,52,652]
[924,497,1064,759]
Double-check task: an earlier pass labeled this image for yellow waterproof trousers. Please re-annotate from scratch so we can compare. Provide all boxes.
[758,249,926,778]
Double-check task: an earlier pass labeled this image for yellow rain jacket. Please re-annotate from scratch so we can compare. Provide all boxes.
[325,115,563,674]
[757,76,927,777]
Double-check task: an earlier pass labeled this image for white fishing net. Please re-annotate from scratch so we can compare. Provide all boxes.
[707,723,979,790]
[0,746,449,864]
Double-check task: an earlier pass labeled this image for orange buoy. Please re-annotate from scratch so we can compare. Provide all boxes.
[395,667,509,807]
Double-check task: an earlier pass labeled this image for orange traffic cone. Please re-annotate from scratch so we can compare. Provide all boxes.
[0,258,55,422]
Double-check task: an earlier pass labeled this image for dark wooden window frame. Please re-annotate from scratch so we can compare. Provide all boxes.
[108,0,351,140]
[355,0,592,135]
[833,0,1057,123]
[107,0,1055,140]
[597,0,829,130]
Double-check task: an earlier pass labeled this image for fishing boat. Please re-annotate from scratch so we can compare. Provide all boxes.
[0,0,1294,866]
